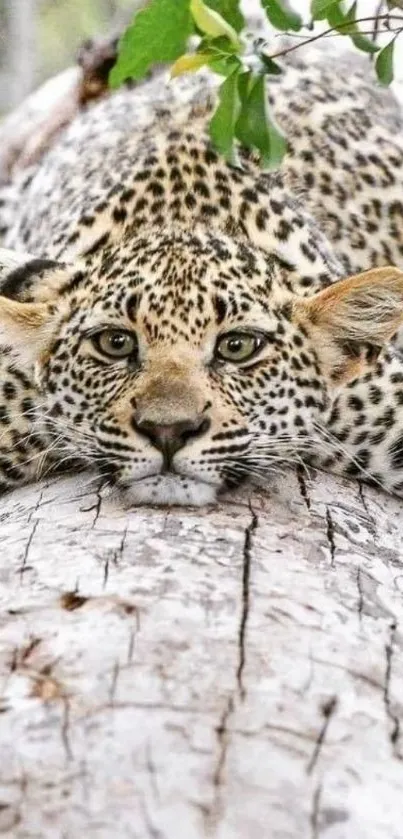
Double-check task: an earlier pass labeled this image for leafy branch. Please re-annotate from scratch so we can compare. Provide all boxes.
[109,0,403,167]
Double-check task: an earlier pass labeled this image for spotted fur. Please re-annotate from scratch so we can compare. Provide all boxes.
[1,42,403,505]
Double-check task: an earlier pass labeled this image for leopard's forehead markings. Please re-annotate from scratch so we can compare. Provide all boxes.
[70,230,282,345]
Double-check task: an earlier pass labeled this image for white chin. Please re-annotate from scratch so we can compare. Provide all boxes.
[120,474,218,507]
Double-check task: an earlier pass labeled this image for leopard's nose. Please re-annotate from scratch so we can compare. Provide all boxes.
[133,415,210,466]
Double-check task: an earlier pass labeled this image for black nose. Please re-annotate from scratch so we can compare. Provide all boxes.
[133,415,210,467]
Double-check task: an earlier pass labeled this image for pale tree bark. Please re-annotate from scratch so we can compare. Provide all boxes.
[0,467,403,839]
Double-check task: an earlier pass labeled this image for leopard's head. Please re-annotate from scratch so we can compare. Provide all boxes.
[1,230,403,505]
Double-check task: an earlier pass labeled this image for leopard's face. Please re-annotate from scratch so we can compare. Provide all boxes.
[30,229,328,505]
[2,229,401,506]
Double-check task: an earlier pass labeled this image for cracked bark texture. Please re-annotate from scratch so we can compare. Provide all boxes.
[1,467,403,839]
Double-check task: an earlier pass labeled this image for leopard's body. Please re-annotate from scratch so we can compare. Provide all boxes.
[1,41,403,504]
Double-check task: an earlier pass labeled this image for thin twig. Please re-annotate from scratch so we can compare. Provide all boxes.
[276,26,403,41]
[372,1,387,43]
[268,14,403,62]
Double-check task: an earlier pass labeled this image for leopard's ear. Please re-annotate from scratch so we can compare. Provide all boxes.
[0,296,60,367]
[293,267,403,384]
[0,247,74,302]
[0,249,76,367]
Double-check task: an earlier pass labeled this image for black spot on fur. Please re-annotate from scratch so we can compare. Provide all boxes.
[213,295,227,325]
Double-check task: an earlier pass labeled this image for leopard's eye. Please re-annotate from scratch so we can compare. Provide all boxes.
[215,332,263,363]
[93,329,137,359]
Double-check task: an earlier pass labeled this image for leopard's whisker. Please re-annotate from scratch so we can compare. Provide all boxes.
[311,421,389,495]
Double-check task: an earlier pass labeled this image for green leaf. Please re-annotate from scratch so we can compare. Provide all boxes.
[235,72,287,168]
[327,2,350,29]
[109,0,192,87]
[328,2,381,54]
[170,52,214,78]
[349,32,381,54]
[209,70,241,163]
[199,34,241,55]
[190,0,241,46]
[266,115,288,168]
[208,51,242,76]
[310,0,340,19]
[260,0,302,32]
[259,53,283,74]
[375,39,395,85]
[237,70,254,103]
[201,0,244,32]
[196,37,242,75]
[236,72,263,148]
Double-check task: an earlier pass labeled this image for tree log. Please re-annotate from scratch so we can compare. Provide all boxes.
[1,467,403,838]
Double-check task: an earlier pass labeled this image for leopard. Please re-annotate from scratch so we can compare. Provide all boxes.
[1,36,403,506]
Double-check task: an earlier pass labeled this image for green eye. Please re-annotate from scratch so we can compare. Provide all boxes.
[215,332,263,363]
[93,329,137,359]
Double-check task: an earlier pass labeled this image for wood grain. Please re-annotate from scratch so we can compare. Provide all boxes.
[1,468,402,838]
